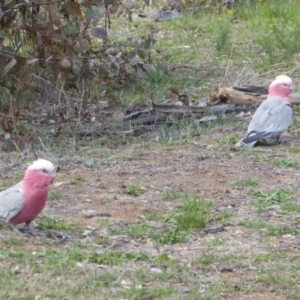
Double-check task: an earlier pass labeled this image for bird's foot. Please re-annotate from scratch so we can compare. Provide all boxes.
[24,222,40,235]
[277,139,290,145]
[256,138,286,146]
[11,225,22,234]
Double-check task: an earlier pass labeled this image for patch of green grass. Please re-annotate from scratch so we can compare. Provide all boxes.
[126,222,157,238]
[118,285,175,300]
[194,252,246,266]
[249,188,300,213]
[48,191,63,200]
[241,218,270,230]
[87,251,149,265]
[253,251,288,263]
[267,225,298,236]
[69,174,85,185]
[144,212,160,221]
[253,188,291,204]
[252,154,261,164]
[175,195,213,231]
[153,253,171,264]
[37,215,82,232]
[70,271,118,295]
[14,172,24,180]
[233,178,259,187]
[241,218,298,236]
[35,246,149,266]
[218,209,235,219]
[273,158,300,168]
[210,135,238,149]
[198,253,219,265]
[214,18,232,54]
[158,230,189,244]
[108,195,212,244]
[139,141,151,148]
[2,236,23,246]
[162,189,189,201]
[255,270,300,296]
[108,222,157,238]
[74,149,87,156]
[288,146,300,153]
[85,158,97,168]
[208,238,224,247]
[217,209,235,226]
[124,183,145,196]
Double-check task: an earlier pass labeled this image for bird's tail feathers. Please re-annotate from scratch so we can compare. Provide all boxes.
[241,131,268,144]
[235,139,256,148]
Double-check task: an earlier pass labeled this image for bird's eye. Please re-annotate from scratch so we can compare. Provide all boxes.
[42,168,48,173]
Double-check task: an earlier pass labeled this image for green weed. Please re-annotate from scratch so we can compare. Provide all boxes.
[233,178,259,187]
[162,189,189,201]
[159,230,189,244]
[69,174,85,185]
[175,195,213,231]
[124,183,146,196]
[250,188,300,213]
[48,191,63,200]
[37,215,82,232]
[241,219,298,236]
[273,158,300,168]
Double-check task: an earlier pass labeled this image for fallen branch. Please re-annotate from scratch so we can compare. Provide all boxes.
[209,87,265,105]
[210,86,300,106]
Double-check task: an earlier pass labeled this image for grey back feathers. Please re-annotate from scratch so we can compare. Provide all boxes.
[0,182,24,221]
[236,97,292,147]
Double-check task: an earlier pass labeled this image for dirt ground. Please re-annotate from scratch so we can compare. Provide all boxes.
[1,129,300,299]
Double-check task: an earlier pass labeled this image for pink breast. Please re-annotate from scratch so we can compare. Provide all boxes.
[10,189,48,225]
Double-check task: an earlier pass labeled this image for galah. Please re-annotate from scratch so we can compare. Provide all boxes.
[0,159,55,233]
[235,75,293,147]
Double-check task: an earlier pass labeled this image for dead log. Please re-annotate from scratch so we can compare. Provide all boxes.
[153,102,259,115]
[233,85,268,94]
[210,87,300,106]
[130,113,168,125]
[152,102,205,114]
[208,87,265,106]
[123,108,153,121]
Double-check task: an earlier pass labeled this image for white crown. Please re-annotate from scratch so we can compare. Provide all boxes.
[27,159,55,172]
[269,75,292,87]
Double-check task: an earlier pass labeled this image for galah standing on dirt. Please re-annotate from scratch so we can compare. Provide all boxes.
[235,75,293,147]
[0,159,55,233]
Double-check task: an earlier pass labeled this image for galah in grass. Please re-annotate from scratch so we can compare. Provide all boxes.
[0,159,55,233]
[235,75,293,147]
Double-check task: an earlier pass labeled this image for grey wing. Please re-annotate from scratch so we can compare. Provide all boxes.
[247,99,292,136]
[0,181,24,221]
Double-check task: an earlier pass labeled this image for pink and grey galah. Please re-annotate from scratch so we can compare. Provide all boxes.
[0,159,55,233]
[235,75,293,147]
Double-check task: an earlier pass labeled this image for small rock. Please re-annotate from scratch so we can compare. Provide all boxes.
[120,280,132,289]
[198,116,217,123]
[179,286,191,293]
[83,210,112,218]
[12,265,21,274]
[236,111,244,118]
[82,230,93,237]
[220,266,234,272]
[83,210,99,218]
[149,267,163,274]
